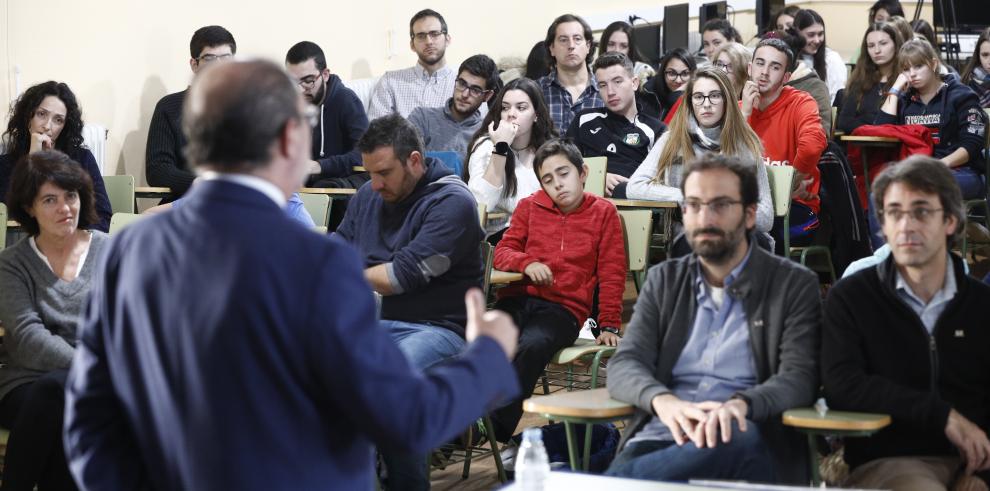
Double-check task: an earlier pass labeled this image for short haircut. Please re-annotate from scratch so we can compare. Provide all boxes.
[592,51,634,77]
[357,114,424,164]
[458,54,500,93]
[6,150,98,236]
[899,38,939,71]
[286,41,327,72]
[409,9,447,38]
[183,60,301,172]
[702,19,743,43]
[680,153,759,208]
[533,138,584,180]
[754,37,795,73]
[544,14,595,66]
[190,25,236,59]
[871,155,964,246]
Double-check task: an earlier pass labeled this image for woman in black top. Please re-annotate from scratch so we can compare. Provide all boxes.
[837,22,905,134]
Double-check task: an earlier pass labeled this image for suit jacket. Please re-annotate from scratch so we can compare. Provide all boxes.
[63,179,520,491]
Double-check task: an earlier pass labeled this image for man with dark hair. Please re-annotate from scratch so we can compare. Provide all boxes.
[146,25,236,200]
[285,40,370,188]
[606,153,820,484]
[335,114,486,490]
[743,38,827,253]
[368,9,455,119]
[823,155,990,490]
[408,54,498,156]
[64,60,520,490]
[566,52,665,197]
[538,13,604,134]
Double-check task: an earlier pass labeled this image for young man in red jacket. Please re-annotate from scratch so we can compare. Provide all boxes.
[490,138,627,443]
[743,37,827,253]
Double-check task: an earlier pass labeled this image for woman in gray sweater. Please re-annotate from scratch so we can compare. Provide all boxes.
[0,150,109,491]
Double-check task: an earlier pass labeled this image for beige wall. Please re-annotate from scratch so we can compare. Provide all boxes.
[0,0,931,182]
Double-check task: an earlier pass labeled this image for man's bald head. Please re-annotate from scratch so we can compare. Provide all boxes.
[183,59,304,172]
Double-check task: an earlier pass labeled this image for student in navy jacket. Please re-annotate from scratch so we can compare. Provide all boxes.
[63,60,520,491]
[877,39,987,200]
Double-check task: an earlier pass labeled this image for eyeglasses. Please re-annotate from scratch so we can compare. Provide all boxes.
[412,30,446,42]
[681,198,742,215]
[714,61,732,72]
[197,53,233,64]
[297,73,323,89]
[879,207,943,223]
[691,91,725,106]
[455,78,490,98]
[664,70,691,81]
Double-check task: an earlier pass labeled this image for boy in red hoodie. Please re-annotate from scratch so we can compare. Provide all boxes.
[743,37,827,252]
[490,139,627,442]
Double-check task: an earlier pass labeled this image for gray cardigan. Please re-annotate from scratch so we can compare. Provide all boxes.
[0,231,109,401]
[607,242,821,483]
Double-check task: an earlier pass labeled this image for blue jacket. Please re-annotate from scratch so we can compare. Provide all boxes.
[335,158,484,336]
[0,148,112,232]
[311,75,369,179]
[63,179,519,490]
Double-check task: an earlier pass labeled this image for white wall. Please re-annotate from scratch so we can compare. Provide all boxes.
[0,0,930,182]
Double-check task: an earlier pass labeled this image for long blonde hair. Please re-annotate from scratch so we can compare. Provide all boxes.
[653,67,764,182]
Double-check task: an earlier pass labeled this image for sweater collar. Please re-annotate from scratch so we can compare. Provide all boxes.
[532,188,596,215]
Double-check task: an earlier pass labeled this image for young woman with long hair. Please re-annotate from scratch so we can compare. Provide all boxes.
[598,21,655,81]
[794,9,847,104]
[961,26,990,108]
[838,22,905,133]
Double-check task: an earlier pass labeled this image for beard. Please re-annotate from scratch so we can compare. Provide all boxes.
[687,221,747,264]
[418,46,446,66]
[307,82,326,106]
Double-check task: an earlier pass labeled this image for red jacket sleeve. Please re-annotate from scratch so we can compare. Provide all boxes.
[791,95,827,175]
[493,197,538,273]
[594,204,627,329]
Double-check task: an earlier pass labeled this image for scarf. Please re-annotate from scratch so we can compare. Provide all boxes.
[971,67,990,109]
[687,113,722,152]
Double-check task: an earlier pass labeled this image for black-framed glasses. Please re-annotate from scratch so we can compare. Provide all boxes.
[879,207,943,223]
[412,30,446,42]
[681,198,742,215]
[691,91,725,106]
[297,73,323,89]
[714,61,732,72]
[454,78,490,98]
[664,70,691,80]
[197,53,233,64]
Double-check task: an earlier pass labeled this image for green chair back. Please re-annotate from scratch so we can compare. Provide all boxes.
[618,209,652,274]
[583,157,607,196]
[766,165,795,219]
[477,203,487,227]
[109,213,144,236]
[0,202,7,251]
[299,193,331,228]
[103,175,135,214]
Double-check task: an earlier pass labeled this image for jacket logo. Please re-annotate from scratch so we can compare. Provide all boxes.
[955,329,964,338]
[590,127,603,134]
[606,143,617,153]
[624,133,641,145]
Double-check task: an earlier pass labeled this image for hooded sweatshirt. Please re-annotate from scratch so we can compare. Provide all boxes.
[749,86,827,214]
[312,74,369,179]
[334,158,484,336]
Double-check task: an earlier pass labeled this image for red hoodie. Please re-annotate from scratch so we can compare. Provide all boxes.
[493,190,626,329]
[748,86,827,214]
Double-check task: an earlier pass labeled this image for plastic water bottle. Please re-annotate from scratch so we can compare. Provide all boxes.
[515,427,550,490]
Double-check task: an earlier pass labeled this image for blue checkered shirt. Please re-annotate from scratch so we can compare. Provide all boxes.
[538,68,604,134]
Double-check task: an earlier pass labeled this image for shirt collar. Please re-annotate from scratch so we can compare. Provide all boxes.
[200,171,287,208]
[894,253,957,306]
[414,63,452,81]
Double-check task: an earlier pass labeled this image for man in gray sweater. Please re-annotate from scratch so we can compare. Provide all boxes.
[408,54,498,158]
[606,154,821,484]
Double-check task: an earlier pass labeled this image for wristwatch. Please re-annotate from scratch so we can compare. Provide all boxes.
[600,326,621,336]
[493,141,510,156]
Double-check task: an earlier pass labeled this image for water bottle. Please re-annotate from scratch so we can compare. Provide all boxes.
[515,427,550,490]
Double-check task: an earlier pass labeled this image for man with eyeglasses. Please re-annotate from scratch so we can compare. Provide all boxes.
[408,54,497,156]
[367,9,455,120]
[822,156,990,491]
[607,153,820,484]
[565,52,665,198]
[743,37,826,254]
[146,25,236,201]
[285,41,370,189]
[538,13,604,134]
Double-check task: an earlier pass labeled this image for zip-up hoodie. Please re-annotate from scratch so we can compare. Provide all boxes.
[312,74,369,179]
[875,73,987,174]
[749,86,827,214]
[493,190,626,328]
[335,158,484,335]
[822,253,990,480]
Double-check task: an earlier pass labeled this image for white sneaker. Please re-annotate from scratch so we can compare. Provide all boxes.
[578,319,597,340]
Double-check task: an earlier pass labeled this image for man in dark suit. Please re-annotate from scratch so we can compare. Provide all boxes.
[63,59,521,491]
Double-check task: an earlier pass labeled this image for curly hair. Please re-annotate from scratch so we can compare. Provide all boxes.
[3,81,85,160]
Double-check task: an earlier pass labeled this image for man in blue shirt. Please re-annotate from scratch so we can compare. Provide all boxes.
[537,14,604,134]
[606,154,821,484]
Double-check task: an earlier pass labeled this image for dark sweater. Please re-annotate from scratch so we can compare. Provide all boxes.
[310,75,369,180]
[837,82,886,134]
[822,254,990,480]
[0,148,112,232]
[334,158,484,335]
[145,89,193,198]
[565,107,666,178]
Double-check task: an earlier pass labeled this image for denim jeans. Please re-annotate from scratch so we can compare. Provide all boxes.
[379,320,465,491]
[606,420,775,482]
